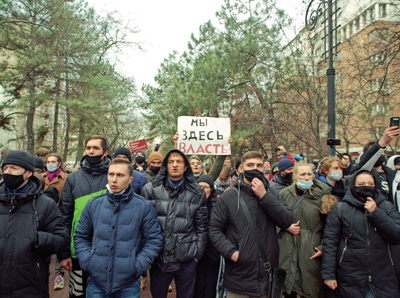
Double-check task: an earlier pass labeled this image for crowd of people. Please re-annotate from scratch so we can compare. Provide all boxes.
[1,125,400,298]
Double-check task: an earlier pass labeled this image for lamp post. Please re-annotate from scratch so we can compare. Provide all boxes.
[306,0,339,156]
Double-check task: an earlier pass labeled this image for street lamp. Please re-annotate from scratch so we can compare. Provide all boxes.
[306,0,340,156]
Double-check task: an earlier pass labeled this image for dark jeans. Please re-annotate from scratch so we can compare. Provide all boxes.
[150,260,197,298]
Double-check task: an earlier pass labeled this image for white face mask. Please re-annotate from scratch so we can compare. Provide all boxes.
[328,171,343,181]
[46,163,59,173]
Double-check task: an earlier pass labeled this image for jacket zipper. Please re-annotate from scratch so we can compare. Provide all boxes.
[365,210,372,283]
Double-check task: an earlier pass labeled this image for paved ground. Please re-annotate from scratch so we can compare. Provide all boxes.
[48,255,176,297]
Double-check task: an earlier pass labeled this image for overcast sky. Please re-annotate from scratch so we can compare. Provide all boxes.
[85,0,305,91]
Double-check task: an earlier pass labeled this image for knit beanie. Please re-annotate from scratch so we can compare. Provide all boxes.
[112,147,132,162]
[278,159,294,172]
[1,150,35,172]
[197,175,215,193]
[294,154,303,162]
[135,150,146,159]
[394,156,400,166]
[148,151,163,165]
[34,157,44,170]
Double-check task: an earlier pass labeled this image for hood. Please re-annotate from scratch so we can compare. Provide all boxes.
[80,154,111,176]
[0,175,43,211]
[344,169,384,207]
[152,149,196,187]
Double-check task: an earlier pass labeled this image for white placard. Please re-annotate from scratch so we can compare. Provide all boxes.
[177,116,231,155]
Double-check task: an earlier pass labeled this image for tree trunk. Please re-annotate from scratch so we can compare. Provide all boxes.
[26,70,36,154]
[53,79,60,152]
[76,116,85,164]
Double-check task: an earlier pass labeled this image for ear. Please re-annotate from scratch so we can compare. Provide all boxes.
[25,170,33,178]
[129,176,134,184]
[103,150,109,158]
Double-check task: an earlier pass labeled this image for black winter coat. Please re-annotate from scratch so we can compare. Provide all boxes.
[58,156,110,260]
[140,149,208,273]
[321,171,400,298]
[0,176,69,298]
[209,175,293,297]
[269,173,292,195]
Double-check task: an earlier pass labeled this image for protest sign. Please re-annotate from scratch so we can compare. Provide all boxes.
[177,116,231,155]
[129,139,148,154]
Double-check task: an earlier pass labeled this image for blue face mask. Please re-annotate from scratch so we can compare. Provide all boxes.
[328,171,342,181]
[296,179,314,190]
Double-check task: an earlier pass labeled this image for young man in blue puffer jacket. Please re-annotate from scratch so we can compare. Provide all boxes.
[74,158,163,297]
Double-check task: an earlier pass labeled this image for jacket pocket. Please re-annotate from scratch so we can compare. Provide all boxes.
[85,247,96,272]
[176,234,198,262]
[129,248,138,276]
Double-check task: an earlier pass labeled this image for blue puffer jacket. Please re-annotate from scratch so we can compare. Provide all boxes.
[74,185,163,295]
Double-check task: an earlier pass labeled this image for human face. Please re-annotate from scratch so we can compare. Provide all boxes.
[395,164,400,170]
[294,165,314,182]
[218,175,229,184]
[136,152,144,158]
[281,167,294,176]
[86,139,107,157]
[264,161,271,170]
[168,153,187,180]
[150,159,162,167]
[342,155,351,165]
[327,161,343,176]
[199,182,211,199]
[107,164,133,193]
[355,173,375,187]
[190,159,202,174]
[46,156,61,168]
[243,158,264,173]
[2,164,32,187]
[224,158,232,167]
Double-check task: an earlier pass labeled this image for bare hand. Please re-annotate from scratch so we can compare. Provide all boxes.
[277,146,286,155]
[173,132,179,144]
[310,247,322,259]
[230,175,237,187]
[194,258,198,263]
[379,126,400,147]
[251,178,267,198]
[365,197,377,213]
[228,136,232,144]
[231,251,239,262]
[324,279,337,290]
[136,165,143,172]
[286,221,300,235]
[60,257,73,270]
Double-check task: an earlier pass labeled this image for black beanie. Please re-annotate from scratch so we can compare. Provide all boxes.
[197,175,215,194]
[374,155,386,168]
[394,156,400,166]
[112,147,132,162]
[34,157,44,169]
[1,150,35,172]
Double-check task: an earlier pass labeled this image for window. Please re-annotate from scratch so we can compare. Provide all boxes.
[349,22,354,36]
[371,103,390,115]
[343,26,347,40]
[362,12,367,26]
[336,51,342,62]
[379,4,387,18]
[370,6,375,22]
[355,17,360,32]
[369,30,376,42]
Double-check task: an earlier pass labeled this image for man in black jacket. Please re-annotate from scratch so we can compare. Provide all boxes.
[269,158,294,195]
[0,150,69,298]
[59,134,111,298]
[141,149,208,298]
[209,151,293,298]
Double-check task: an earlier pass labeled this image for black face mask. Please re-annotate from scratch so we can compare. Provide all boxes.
[244,169,265,183]
[150,166,161,175]
[86,154,103,165]
[281,172,293,182]
[135,156,145,164]
[3,173,26,190]
[355,186,376,202]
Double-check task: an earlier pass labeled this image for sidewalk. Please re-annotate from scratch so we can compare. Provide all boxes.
[48,256,176,297]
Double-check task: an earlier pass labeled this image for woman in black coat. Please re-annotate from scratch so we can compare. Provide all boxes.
[321,170,400,297]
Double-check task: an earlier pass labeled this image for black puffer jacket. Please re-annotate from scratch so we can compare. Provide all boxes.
[321,170,400,298]
[140,149,208,273]
[269,172,292,195]
[58,155,110,260]
[209,175,293,297]
[0,176,69,298]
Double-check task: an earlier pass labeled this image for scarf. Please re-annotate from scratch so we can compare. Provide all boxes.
[47,167,62,183]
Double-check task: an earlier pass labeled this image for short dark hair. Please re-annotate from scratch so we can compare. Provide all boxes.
[241,151,263,164]
[109,158,133,176]
[45,153,62,164]
[36,147,49,157]
[85,135,108,152]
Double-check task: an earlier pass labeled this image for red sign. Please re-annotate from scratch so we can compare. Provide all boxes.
[129,139,148,154]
